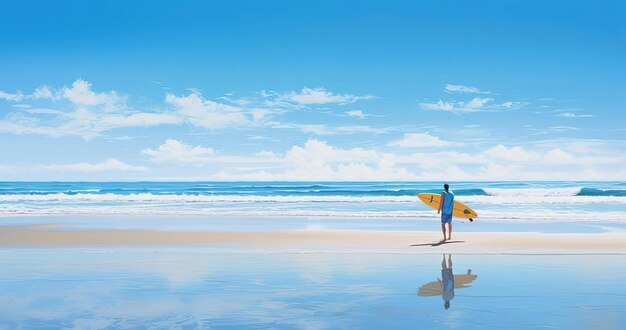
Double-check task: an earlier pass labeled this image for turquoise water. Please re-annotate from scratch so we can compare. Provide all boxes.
[1,181,625,222]
[0,250,624,329]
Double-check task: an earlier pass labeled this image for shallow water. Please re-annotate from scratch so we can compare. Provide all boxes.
[1,181,625,222]
[1,250,624,329]
[4,214,626,234]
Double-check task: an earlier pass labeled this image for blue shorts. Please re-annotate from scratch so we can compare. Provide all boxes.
[441,213,452,224]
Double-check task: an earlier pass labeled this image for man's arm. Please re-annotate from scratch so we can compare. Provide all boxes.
[438,193,444,214]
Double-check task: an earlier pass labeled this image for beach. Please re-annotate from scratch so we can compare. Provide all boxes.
[1,215,626,329]
[2,221,626,254]
[1,182,625,328]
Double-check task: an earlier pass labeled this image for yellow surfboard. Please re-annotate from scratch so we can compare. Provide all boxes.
[417,193,478,221]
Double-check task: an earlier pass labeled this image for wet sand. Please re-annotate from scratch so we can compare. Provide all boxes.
[1,224,625,253]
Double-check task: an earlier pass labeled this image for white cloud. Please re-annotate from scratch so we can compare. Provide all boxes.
[420,89,524,113]
[0,85,58,102]
[251,108,275,124]
[388,133,452,148]
[142,139,215,163]
[32,85,55,99]
[285,139,379,165]
[444,84,490,94]
[484,144,540,162]
[12,104,32,109]
[62,79,121,107]
[419,97,521,113]
[254,150,278,158]
[40,159,148,172]
[165,92,248,129]
[269,122,388,135]
[345,110,366,119]
[550,126,578,132]
[543,148,577,164]
[0,80,261,139]
[132,138,626,181]
[558,112,594,118]
[141,139,282,166]
[99,113,182,127]
[0,79,151,139]
[0,91,26,102]
[215,139,626,180]
[1,81,377,140]
[223,139,414,181]
[275,87,374,106]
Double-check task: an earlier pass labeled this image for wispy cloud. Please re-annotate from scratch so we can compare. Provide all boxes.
[388,132,452,148]
[0,79,268,139]
[557,112,595,118]
[483,145,540,162]
[269,122,388,135]
[1,81,380,140]
[420,97,522,113]
[345,110,367,119]
[0,91,27,102]
[214,139,413,181]
[268,87,374,107]
[211,139,626,181]
[142,139,215,164]
[40,159,148,172]
[165,92,249,129]
[0,79,179,139]
[550,126,578,132]
[62,79,121,107]
[142,139,283,166]
[444,84,490,94]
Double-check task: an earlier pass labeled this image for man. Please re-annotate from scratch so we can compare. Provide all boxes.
[437,183,454,241]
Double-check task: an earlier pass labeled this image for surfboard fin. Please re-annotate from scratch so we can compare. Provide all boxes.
[469,218,474,222]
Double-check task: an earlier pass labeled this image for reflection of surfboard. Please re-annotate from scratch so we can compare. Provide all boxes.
[417,271,478,296]
[417,193,478,221]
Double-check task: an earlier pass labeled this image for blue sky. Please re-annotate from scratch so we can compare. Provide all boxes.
[0,0,624,180]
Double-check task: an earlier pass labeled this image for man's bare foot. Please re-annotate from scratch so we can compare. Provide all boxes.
[447,237,452,241]
[441,237,447,242]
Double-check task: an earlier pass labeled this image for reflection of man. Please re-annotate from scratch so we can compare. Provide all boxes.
[417,254,478,310]
[440,254,454,309]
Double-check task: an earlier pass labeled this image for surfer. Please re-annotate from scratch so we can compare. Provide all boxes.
[438,183,454,241]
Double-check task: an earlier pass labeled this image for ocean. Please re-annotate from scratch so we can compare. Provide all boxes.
[1,181,625,222]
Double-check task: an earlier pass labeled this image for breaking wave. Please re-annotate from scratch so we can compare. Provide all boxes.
[0,192,625,204]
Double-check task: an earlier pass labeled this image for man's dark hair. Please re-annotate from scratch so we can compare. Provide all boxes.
[444,183,449,191]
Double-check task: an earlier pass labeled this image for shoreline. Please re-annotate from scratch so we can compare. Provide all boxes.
[2,224,625,254]
[3,214,625,234]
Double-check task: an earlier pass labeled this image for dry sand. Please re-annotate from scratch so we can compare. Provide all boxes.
[1,224,625,254]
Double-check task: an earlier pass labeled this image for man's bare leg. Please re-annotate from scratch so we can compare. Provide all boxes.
[447,223,452,241]
[441,223,447,241]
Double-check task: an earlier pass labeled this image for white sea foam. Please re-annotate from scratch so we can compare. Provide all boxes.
[0,192,624,204]
[1,205,625,221]
[461,195,626,205]
[0,193,415,203]
[483,187,582,197]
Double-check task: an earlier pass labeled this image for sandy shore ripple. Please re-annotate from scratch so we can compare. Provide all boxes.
[1,224,625,254]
